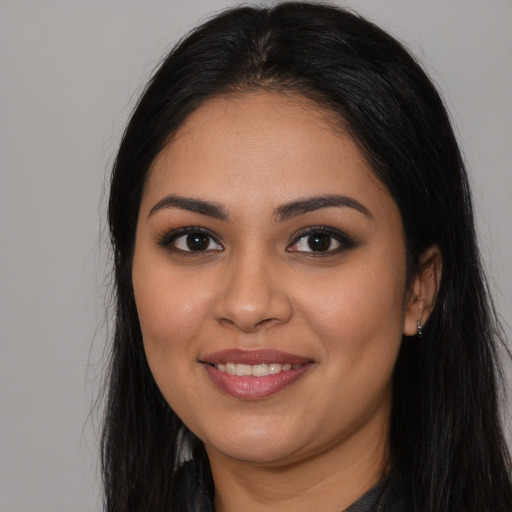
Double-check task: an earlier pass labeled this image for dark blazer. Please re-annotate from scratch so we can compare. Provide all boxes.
[344,471,411,512]
[174,463,411,511]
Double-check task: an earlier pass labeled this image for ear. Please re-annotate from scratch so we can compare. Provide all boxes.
[403,245,443,336]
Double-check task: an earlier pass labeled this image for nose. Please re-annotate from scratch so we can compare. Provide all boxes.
[212,253,294,332]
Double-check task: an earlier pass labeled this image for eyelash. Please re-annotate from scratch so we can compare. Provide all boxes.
[287,226,355,256]
[157,227,223,256]
[157,225,355,256]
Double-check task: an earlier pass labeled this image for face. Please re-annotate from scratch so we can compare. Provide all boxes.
[132,91,415,469]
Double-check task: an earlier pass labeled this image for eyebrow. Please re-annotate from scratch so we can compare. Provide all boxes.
[148,194,228,220]
[148,193,373,222]
[274,194,374,221]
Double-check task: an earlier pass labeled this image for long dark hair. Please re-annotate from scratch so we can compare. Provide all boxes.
[103,3,512,511]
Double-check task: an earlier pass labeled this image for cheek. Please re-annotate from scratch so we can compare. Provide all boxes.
[297,250,407,363]
[132,250,212,363]
[132,258,216,422]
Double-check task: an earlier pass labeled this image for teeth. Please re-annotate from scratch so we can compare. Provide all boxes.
[236,363,252,376]
[252,364,269,377]
[269,363,281,374]
[215,362,302,376]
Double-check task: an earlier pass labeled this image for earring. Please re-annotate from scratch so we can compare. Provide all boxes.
[417,321,423,339]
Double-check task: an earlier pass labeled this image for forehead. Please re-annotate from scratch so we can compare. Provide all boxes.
[143,91,391,215]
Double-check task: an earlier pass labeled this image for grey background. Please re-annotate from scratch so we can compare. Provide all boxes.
[1,1,511,510]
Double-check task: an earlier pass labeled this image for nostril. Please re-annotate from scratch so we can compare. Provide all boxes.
[255,317,281,329]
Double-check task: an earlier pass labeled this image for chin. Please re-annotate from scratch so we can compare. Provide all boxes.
[201,422,307,466]
[209,442,301,466]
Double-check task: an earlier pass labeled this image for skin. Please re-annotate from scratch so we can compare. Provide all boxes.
[132,91,440,512]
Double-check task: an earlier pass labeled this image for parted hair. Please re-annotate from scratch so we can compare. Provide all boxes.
[103,3,512,511]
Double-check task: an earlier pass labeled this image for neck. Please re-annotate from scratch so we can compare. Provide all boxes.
[207,417,391,512]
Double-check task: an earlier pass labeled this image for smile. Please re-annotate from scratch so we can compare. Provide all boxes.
[215,362,303,376]
[201,349,314,400]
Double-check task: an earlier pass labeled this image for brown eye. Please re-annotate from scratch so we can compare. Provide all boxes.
[288,231,342,253]
[170,231,223,252]
[307,233,333,252]
[185,233,210,251]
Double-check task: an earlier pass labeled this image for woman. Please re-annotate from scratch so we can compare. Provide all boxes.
[102,2,512,511]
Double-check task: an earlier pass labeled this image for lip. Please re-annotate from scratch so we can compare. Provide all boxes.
[200,349,314,400]
[201,348,311,365]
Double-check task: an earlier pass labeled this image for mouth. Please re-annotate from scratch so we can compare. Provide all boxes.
[214,362,303,376]
[200,349,314,400]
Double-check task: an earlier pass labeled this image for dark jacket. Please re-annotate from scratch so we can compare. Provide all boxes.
[344,471,411,512]
[174,463,411,511]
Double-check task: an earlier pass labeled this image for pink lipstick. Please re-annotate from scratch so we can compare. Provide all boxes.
[201,349,314,400]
